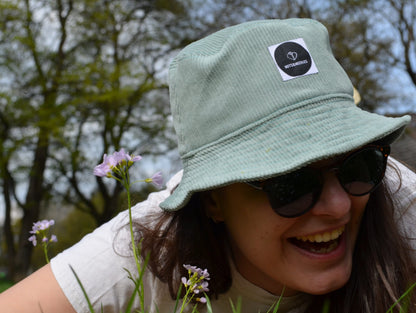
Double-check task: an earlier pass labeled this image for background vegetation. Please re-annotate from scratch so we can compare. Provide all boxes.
[1,0,415,283]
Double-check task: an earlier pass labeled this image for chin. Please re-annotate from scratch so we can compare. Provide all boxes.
[303,275,351,295]
[306,283,345,295]
[296,266,352,296]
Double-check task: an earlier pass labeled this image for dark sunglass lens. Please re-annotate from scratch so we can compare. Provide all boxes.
[270,192,320,218]
[338,147,387,196]
[263,168,322,217]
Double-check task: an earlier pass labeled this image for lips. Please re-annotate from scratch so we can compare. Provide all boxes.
[289,226,345,254]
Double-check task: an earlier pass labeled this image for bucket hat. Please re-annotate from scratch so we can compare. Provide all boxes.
[160,18,410,211]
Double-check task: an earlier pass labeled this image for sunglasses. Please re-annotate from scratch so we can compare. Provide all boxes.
[246,145,390,218]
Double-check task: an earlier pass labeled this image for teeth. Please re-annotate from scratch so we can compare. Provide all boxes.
[296,226,345,243]
[309,241,339,254]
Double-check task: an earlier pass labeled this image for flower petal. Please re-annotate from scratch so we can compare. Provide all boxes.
[28,235,37,246]
[150,171,163,188]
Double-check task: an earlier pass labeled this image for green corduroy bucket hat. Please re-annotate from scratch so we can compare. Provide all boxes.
[160,18,410,211]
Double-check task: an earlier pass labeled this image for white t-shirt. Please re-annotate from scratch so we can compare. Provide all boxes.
[50,158,416,313]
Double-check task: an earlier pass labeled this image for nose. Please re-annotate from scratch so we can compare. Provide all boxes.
[309,171,351,218]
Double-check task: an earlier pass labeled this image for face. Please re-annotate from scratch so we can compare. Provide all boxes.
[205,158,369,297]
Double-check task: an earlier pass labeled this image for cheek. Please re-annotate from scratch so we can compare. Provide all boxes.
[349,194,369,241]
[219,185,269,222]
[351,195,368,221]
[222,197,270,241]
[219,188,294,253]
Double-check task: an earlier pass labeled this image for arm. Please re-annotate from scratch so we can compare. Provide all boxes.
[0,264,76,313]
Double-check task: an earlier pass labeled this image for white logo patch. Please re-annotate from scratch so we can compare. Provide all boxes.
[268,38,318,81]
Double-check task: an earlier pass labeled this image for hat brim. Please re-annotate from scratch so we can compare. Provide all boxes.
[160,98,410,211]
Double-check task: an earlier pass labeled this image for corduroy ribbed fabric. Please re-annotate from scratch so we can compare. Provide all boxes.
[161,19,410,211]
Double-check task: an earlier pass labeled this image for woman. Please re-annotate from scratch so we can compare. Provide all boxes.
[1,18,415,313]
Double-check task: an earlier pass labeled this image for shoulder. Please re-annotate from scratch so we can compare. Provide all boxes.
[385,157,416,206]
[385,158,416,249]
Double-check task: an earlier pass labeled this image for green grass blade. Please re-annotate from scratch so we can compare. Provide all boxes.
[386,281,416,313]
[204,293,213,313]
[229,297,242,313]
[320,298,331,313]
[123,268,139,313]
[266,286,285,313]
[69,265,95,313]
[172,283,183,313]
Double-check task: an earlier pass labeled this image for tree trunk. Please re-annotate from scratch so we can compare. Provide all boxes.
[14,132,49,281]
[2,169,16,281]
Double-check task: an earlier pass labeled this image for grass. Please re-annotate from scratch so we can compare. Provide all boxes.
[0,278,13,293]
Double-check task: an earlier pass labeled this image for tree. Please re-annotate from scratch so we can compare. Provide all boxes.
[318,1,397,111]
[0,102,17,281]
[0,0,73,281]
[375,0,416,85]
[307,0,416,112]
[0,0,188,281]
[49,0,185,226]
[367,0,416,111]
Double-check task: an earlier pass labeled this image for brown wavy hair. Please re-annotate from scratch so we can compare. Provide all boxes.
[138,193,231,300]
[138,163,416,312]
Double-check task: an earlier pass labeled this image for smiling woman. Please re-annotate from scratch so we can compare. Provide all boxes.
[1,18,416,313]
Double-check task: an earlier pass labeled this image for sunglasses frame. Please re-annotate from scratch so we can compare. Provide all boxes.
[246,145,390,218]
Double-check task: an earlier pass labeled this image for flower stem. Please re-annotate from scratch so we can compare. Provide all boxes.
[179,289,193,313]
[125,178,145,310]
[43,243,50,264]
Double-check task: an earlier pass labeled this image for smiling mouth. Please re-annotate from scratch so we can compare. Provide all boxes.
[289,226,345,254]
